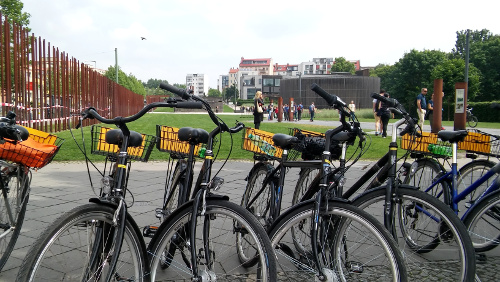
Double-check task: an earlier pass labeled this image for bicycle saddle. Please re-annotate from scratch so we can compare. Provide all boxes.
[437,130,468,143]
[272,133,299,150]
[105,129,143,147]
[178,127,209,145]
[331,131,354,142]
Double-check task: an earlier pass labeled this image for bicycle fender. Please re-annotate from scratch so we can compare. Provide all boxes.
[353,185,419,201]
[244,161,274,181]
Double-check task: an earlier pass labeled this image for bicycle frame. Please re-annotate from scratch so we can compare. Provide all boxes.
[422,143,500,219]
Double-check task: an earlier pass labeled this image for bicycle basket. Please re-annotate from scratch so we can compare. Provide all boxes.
[289,128,342,161]
[242,127,282,160]
[0,126,64,169]
[400,132,438,155]
[156,125,207,159]
[91,125,157,162]
[458,129,500,157]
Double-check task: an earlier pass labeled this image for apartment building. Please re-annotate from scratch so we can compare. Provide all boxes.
[186,73,209,96]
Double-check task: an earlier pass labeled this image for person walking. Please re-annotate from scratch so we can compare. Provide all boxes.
[309,102,315,122]
[373,90,384,135]
[297,102,303,120]
[378,93,392,138]
[348,100,356,120]
[416,88,428,131]
[253,91,264,129]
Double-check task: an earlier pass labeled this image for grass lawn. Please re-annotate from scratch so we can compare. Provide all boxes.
[51,109,499,162]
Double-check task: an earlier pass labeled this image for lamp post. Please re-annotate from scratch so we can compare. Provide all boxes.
[233,81,237,110]
[296,72,302,101]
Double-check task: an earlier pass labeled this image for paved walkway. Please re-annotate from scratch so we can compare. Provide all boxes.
[1,157,499,280]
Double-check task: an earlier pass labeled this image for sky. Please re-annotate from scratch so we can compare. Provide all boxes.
[21,0,500,88]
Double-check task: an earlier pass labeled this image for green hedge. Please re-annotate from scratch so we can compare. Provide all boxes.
[467,101,500,122]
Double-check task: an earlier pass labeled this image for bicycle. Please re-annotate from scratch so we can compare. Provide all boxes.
[16,94,276,281]
[297,89,476,281]
[0,111,63,271]
[240,85,407,280]
[466,107,478,128]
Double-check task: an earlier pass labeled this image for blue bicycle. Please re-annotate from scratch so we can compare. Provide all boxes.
[406,130,500,252]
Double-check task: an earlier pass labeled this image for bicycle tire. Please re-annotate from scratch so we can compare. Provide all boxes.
[351,186,476,281]
[457,159,497,217]
[468,116,478,128]
[148,199,277,281]
[0,164,30,271]
[16,203,148,282]
[291,167,320,205]
[463,189,500,252]
[404,158,445,193]
[268,200,407,281]
[238,162,274,267]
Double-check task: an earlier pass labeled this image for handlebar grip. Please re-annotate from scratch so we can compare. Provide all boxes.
[370,92,398,108]
[159,83,191,100]
[310,83,337,106]
[175,101,204,109]
[229,122,245,134]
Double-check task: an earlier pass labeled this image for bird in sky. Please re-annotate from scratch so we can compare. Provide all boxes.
[141,37,146,40]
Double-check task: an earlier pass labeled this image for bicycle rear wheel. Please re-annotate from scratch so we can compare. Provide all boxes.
[292,167,320,204]
[268,200,407,281]
[352,187,476,281]
[0,164,30,271]
[404,158,445,192]
[148,199,277,281]
[17,203,148,282]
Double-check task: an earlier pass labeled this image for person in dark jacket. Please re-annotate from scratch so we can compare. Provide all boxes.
[378,92,393,138]
[253,91,264,129]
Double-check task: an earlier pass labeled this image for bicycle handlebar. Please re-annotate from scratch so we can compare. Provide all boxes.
[370,93,419,137]
[228,122,245,134]
[0,111,29,142]
[76,100,203,129]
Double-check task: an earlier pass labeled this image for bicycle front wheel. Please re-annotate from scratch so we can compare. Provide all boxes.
[463,189,500,252]
[17,203,148,282]
[0,164,30,271]
[468,115,478,128]
[352,187,476,281]
[148,199,277,281]
[268,200,407,281]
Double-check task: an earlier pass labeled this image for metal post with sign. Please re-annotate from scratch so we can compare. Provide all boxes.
[454,82,467,130]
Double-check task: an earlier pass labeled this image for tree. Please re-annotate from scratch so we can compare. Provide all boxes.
[430,58,481,120]
[386,49,447,114]
[104,66,146,95]
[452,29,493,58]
[0,0,31,30]
[223,85,238,103]
[207,88,221,97]
[331,57,356,74]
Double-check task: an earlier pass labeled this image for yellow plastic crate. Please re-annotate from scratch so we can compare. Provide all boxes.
[242,127,282,159]
[156,125,204,157]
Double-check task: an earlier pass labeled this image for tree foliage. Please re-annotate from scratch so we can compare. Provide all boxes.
[104,66,146,95]
[0,0,30,30]
[222,85,238,103]
[331,57,356,74]
[208,88,221,97]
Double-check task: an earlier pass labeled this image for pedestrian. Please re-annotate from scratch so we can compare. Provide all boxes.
[293,103,297,121]
[253,91,264,129]
[284,104,289,121]
[297,102,303,120]
[416,88,428,131]
[378,93,392,138]
[348,100,356,120]
[309,102,315,122]
[373,90,384,136]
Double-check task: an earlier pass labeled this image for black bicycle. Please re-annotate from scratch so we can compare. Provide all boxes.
[0,111,63,272]
[240,85,407,281]
[299,91,476,281]
[17,96,276,281]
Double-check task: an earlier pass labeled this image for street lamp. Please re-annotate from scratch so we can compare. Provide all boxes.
[233,81,237,109]
[296,72,302,101]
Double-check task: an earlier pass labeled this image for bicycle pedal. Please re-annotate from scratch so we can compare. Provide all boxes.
[143,225,158,237]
